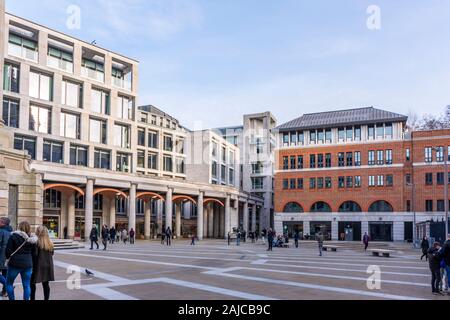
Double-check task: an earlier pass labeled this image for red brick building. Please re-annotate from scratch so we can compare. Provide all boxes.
[274,107,450,242]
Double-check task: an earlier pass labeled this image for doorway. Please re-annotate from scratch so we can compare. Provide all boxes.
[283,222,304,238]
[338,222,362,241]
[369,222,393,242]
[310,221,332,240]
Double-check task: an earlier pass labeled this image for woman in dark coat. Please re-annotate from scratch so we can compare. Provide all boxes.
[421,236,430,261]
[30,226,55,300]
[90,225,99,250]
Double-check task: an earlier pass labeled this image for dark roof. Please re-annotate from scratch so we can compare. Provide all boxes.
[276,107,408,131]
[138,105,179,123]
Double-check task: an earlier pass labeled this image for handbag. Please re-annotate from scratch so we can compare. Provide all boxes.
[5,239,27,268]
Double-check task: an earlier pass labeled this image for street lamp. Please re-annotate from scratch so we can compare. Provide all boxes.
[434,147,449,240]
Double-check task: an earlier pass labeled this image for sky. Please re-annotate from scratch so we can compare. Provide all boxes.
[5,0,450,129]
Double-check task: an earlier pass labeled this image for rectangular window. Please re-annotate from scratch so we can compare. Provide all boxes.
[163,155,173,172]
[176,139,185,155]
[368,151,375,165]
[386,174,394,187]
[354,151,361,166]
[94,149,111,170]
[368,125,375,140]
[310,131,316,144]
[43,140,63,164]
[317,154,324,168]
[89,118,107,144]
[377,175,384,186]
[251,177,264,189]
[346,152,353,167]
[61,80,82,108]
[29,105,51,134]
[406,200,411,212]
[3,62,20,93]
[338,176,345,188]
[9,32,38,61]
[164,135,173,152]
[290,179,296,189]
[317,177,324,189]
[437,172,444,185]
[437,200,445,212]
[346,127,353,141]
[338,152,345,167]
[82,58,105,82]
[148,153,158,170]
[14,134,36,159]
[298,131,304,145]
[338,127,345,141]
[325,129,332,143]
[114,124,130,149]
[325,153,331,168]
[137,128,145,146]
[297,156,303,169]
[386,149,393,165]
[212,160,218,178]
[290,156,296,170]
[60,112,80,139]
[376,150,384,165]
[310,154,316,168]
[2,98,19,128]
[29,71,53,101]
[290,132,297,145]
[228,168,234,184]
[282,156,289,170]
[283,179,289,190]
[369,176,375,187]
[91,88,110,114]
[309,178,316,189]
[221,164,226,181]
[405,174,411,185]
[436,146,444,162]
[325,177,332,189]
[47,44,73,73]
[283,133,289,147]
[406,148,411,161]
[425,173,433,186]
[385,123,393,139]
[424,147,432,163]
[376,124,384,139]
[354,126,361,141]
[116,153,131,172]
[117,96,133,120]
[317,130,324,143]
[346,176,353,188]
[297,178,303,190]
[148,131,158,149]
[354,176,361,187]
[425,200,433,212]
[137,150,145,168]
[70,144,88,166]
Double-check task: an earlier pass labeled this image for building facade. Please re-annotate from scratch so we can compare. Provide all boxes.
[274,107,450,242]
[0,5,264,240]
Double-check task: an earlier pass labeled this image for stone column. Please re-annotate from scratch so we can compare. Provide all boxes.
[60,193,68,239]
[243,201,249,234]
[165,188,173,233]
[219,206,225,238]
[197,192,204,240]
[207,203,214,238]
[157,199,163,234]
[214,205,220,238]
[203,203,208,238]
[251,204,257,232]
[224,194,231,238]
[175,202,181,238]
[67,192,75,239]
[144,200,151,240]
[128,184,136,232]
[109,196,116,229]
[84,178,94,241]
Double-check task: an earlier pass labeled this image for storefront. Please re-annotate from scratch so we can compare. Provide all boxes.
[338,222,361,241]
[310,221,332,240]
[369,221,393,242]
[43,215,59,239]
[282,221,303,238]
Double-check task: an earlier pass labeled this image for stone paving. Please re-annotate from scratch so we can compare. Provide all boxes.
[3,240,449,300]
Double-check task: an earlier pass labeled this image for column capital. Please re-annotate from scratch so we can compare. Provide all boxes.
[86,177,96,183]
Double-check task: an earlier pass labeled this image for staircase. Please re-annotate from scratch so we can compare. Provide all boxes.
[52,239,85,251]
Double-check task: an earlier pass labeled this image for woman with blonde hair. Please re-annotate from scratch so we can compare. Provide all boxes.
[5,221,38,300]
[30,226,54,300]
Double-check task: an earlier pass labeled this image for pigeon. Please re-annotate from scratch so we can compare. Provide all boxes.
[85,269,94,277]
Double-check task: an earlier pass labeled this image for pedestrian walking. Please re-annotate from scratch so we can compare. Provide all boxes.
[440,256,448,292]
[227,232,231,246]
[30,226,55,300]
[294,230,299,248]
[267,228,274,251]
[190,235,196,245]
[262,229,266,245]
[428,242,444,295]
[116,228,121,243]
[421,236,430,261]
[109,227,116,244]
[89,225,99,250]
[101,225,109,251]
[363,232,370,251]
[63,226,68,240]
[161,233,165,245]
[122,229,128,244]
[165,227,172,246]
[129,228,135,245]
[5,221,38,300]
[0,217,12,297]
[236,231,241,246]
[441,234,450,294]
[317,232,324,256]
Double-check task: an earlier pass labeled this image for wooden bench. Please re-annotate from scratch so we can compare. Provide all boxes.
[322,245,340,252]
[368,249,395,258]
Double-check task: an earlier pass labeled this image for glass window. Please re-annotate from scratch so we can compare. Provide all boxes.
[325,129,332,143]
[425,173,433,185]
[29,105,51,134]
[290,131,297,145]
[60,112,80,139]
[221,164,226,181]
[222,146,227,162]
[310,154,316,168]
[114,124,130,149]
[346,176,353,188]
[137,129,145,146]
[91,88,110,114]
[346,152,353,166]
[164,135,173,152]
[310,202,332,212]
[297,155,303,169]
[283,179,289,190]
[424,147,432,163]
[290,179,296,189]
[70,144,88,166]
[44,189,61,209]
[437,200,445,212]
[325,177,332,189]
[89,118,107,144]
[309,131,316,144]
[212,160,218,178]
[385,123,393,139]
[14,134,36,159]
[43,140,63,164]
[354,126,361,141]
[117,96,133,120]
[297,178,303,189]
[369,201,393,212]
[377,175,384,186]
[47,45,73,72]
[137,150,145,168]
[148,131,158,149]
[386,149,393,165]
[298,131,304,145]
[176,139,185,154]
[338,127,345,141]
[61,80,82,108]
[437,172,445,185]
[282,156,289,170]
[376,124,384,139]
[368,150,375,165]
[116,153,131,172]
[148,153,158,170]
[346,127,353,141]
[338,152,345,167]
[318,154,324,168]
[283,133,289,146]
[436,146,444,162]
[325,153,331,167]
[377,150,384,165]
[290,156,296,169]
[386,175,394,186]
[317,130,324,143]
[368,125,375,140]
[228,168,234,184]
[3,62,20,93]
[425,200,433,212]
[338,176,345,188]
[8,32,38,61]
[163,155,173,172]
[29,71,53,101]
[339,201,362,212]
[354,176,361,187]
[354,151,361,166]
[309,178,316,189]
[2,98,19,128]
[406,148,411,161]
[94,149,111,170]
[369,175,375,187]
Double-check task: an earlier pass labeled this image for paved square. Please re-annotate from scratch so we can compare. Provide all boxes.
[5,240,449,300]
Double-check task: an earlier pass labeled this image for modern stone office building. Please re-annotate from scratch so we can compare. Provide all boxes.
[0,1,263,240]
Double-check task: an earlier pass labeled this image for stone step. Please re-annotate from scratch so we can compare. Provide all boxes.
[53,239,84,251]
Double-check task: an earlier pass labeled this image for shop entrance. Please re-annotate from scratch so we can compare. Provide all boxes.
[338,222,362,241]
[310,221,332,240]
[282,222,304,238]
[43,216,60,239]
[369,222,393,242]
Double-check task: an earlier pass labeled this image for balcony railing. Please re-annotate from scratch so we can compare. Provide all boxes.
[113,77,132,91]
[81,67,105,82]
[8,43,38,62]
[47,55,73,73]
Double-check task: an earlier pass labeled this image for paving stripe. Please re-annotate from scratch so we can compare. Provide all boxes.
[84,287,138,300]
[54,260,128,282]
[251,260,429,277]
[95,250,247,262]
[203,268,427,301]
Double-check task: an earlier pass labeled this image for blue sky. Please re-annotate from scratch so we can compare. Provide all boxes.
[6,0,450,128]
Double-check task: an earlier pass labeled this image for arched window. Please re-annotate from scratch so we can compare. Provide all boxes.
[310,201,332,212]
[368,201,393,212]
[339,201,362,212]
[283,202,304,213]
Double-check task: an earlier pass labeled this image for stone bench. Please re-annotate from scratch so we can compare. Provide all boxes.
[368,249,395,257]
[322,245,340,252]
